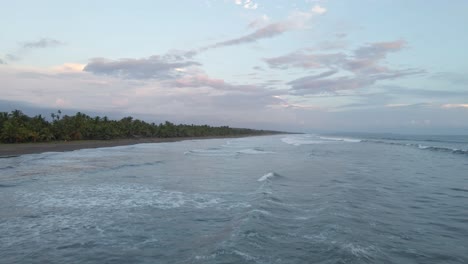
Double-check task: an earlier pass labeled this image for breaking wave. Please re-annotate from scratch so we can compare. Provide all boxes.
[236,148,275,155]
[257,172,275,182]
[319,136,362,143]
[281,136,326,146]
[362,140,468,155]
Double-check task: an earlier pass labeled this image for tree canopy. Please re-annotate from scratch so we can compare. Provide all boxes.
[0,110,281,143]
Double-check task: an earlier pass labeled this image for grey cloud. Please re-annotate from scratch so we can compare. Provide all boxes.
[264,51,346,69]
[210,22,291,49]
[173,74,266,93]
[353,40,406,60]
[0,58,4,64]
[83,56,200,80]
[305,70,339,79]
[263,39,424,95]
[336,33,347,39]
[431,72,468,85]
[22,38,65,49]
[371,69,425,80]
[203,7,320,51]
[382,85,468,98]
[317,40,348,50]
[288,69,423,95]
[264,40,407,72]
[5,53,20,61]
[345,40,407,74]
[2,38,65,63]
[288,75,374,95]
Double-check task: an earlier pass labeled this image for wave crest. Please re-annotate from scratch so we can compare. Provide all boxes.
[258,172,281,182]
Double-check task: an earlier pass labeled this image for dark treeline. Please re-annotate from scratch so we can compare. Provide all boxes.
[0,110,281,143]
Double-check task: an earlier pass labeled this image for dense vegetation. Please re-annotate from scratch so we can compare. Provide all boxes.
[0,110,281,143]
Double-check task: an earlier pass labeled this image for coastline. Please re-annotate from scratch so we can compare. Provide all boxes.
[0,134,278,157]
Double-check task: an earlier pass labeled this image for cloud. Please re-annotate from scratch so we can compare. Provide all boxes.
[5,53,20,61]
[354,40,406,60]
[441,104,468,109]
[288,75,374,95]
[83,55,200,80]
[173,74,270,94]
[264,40,407,72]
[385,103,413,108]
[317,40,348,50]
[0,58,4,65]
[431,72,468,85]
[209,23,292,48]
[55,98,70,108]
[382,85,468,98]
[311,5,327,14]
[262,39,425,95]
[264,51,346,69]
[21,38,65,49]
[248,14,270,29]
[207,6,324,50]
[235,0,258,10]
[348,40,406,74]
[52,63,86,72]
[1,38,66,63]
[288,68,423,95]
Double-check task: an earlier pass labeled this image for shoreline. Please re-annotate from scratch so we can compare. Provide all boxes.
[0,134,280,157]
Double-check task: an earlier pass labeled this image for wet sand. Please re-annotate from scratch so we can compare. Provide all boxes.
[0,135,267,157]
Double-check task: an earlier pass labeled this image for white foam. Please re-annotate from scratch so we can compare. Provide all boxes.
[184,148,236,157]
[342,243,377,258]
[258,172,275,182]
[249,209,272,216]
[236,149,275,155]
[17,184,222,210]
[319,136,362,143]
[281,136,325,146]
[233,250,257,261]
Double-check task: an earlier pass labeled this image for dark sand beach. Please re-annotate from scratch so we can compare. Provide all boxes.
[0,135,262,157]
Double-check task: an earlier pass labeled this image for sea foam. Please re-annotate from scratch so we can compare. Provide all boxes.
[319,136,362,143]
[258,172,276,182]
[236,148,275,155]
[281,136,325,146]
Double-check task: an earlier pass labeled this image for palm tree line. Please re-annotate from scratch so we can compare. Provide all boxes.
[0,110,280,143]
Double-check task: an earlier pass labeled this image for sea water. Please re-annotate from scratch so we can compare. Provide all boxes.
[0,134,467,263]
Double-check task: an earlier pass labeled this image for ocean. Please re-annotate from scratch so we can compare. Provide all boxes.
[0,134,467,263]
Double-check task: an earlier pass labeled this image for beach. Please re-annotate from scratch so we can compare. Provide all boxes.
[0,135,263,157]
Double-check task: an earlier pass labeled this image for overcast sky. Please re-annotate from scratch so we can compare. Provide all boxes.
[1,0,467,134]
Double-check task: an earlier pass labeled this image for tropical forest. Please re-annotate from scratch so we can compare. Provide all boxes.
[0,110,279,143]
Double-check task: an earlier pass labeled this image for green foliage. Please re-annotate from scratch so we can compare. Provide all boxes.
[0,110,280,143]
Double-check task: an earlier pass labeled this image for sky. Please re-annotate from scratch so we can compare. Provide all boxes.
[1,0,467,134]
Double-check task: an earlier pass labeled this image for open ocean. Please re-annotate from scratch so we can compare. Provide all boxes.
[0,134,467,263]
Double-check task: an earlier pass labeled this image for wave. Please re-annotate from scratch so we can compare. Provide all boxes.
[0,155,19,159]
[362,140,468,155]
[186,147,275,157]
[236,148,275,155]
[0,183,17,188]
[184,148,237,157]
[110,160,163,170]
[258,172,281,182]
[281,136,326,146]
[372,136,468,144]
[319,136,362,143]
[418,145,468,155]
